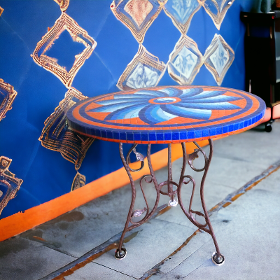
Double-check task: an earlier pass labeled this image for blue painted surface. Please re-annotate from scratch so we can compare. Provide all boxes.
[0,0,255,218]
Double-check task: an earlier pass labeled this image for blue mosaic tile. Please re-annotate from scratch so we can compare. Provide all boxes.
[172,132,179,140]
[194,130,202,138]
[156,133,164,141]
[120,132,126,140]
[113,131,120,140]
[180,131,187,140]
[149,133,156,141]
[248,118,252,126]
[101,130,106,138]
[216,127,222,135]
[127,133,134,141]
[107,131,113,139]
[188,131,195,139]
[209,128,216,136]
[134,133,141,141]
[223,126,229,134]
[141,133,148,141]
[164,133,172,141]
[202,128,209,137]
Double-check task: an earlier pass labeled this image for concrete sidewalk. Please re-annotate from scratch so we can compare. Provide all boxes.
[1,121,280,280]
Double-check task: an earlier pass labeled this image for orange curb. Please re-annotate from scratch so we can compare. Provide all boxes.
[0,141,209,242]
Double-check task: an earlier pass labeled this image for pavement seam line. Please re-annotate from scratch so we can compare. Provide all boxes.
[38,205,169,280]
[92,262,137,279]
[138,159,280,279]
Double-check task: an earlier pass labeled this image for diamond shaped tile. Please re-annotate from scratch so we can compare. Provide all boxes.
[53,0,69,12]
[202,0,235,30]
[117,44,166,90]
[71,171,86,191]
[167,35,203,84]
[204,34,235,86]
[32,13,97,88]
[0,156,23,216]
[163,0,201,35]
[0,79,17,122]
[39,88,94,171]
[111,0,163,43]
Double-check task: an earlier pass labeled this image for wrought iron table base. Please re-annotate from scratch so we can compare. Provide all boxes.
[115,140,225,266]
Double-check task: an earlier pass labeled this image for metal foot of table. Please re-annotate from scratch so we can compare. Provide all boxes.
[115,140,225,266]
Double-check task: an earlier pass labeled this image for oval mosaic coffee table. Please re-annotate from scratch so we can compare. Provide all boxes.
[67,85,266,265]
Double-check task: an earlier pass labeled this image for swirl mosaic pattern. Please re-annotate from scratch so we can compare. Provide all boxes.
[67,86,266,144]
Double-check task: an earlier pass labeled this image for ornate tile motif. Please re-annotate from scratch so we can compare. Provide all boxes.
[91,87,241,124]
[0,6,4,16]
[0,156,23,216]
[53,0,70,12]
[117,45,166,90]
[71,171,86,191]
[0,79,17,122]
[204,34,234,86]
[32,13,97,88]
[67,85,266,143]
[167,35,203,85]
[39,88,94,170]
[110,0,164,43]
[202,0,235,30]
[163,0,201,35]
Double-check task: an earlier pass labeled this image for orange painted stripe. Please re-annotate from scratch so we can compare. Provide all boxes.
[0,141,209,242]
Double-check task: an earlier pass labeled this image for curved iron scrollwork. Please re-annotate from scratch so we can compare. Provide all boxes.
[187,141,208,172]
[117,143,163,257]
[126,144,145,172]
[116,140,224,265]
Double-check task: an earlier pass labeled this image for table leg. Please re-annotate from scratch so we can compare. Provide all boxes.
[177,140,224,265]
[116,141,224,265]
[115,143,162,259]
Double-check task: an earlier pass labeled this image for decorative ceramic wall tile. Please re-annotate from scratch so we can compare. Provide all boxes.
[0,6,4,16]
[71,171,86,191]
[117,45,166,90]
[167,35,203,85]
[202,0,235,30]
[164,0,201,35]
[39,88,94,170]
[0,79,17,122]
[204,34,234,86]
[110,0,163,43]
[32,12,97,88]
[54,0,70,12]
[0,156,23,216]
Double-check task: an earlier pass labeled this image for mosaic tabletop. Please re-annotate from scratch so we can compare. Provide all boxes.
[67,86,266,144]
